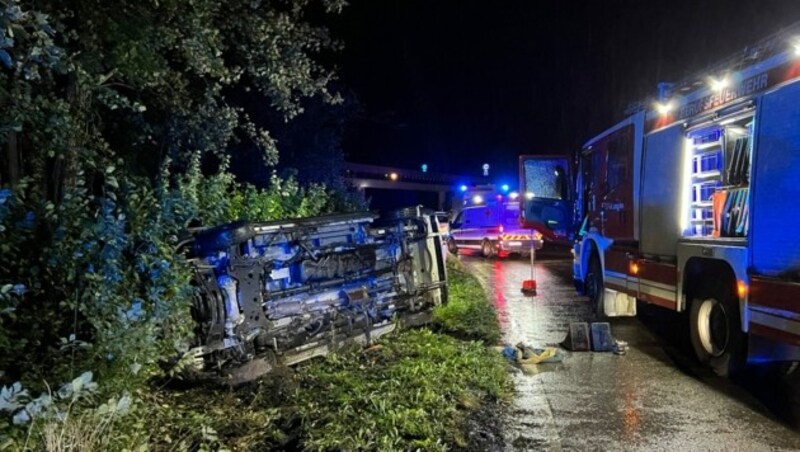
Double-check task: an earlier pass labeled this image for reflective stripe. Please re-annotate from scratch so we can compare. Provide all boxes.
[606,274,627,289]
[501,234,530,240]
[639,281,677,303]
[749,307,800,337]
[606,270,675,299]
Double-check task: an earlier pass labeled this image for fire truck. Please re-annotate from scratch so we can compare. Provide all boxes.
[569,27,800,379]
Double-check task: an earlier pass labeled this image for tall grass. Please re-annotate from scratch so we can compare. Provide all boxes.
[140,256,511,451]
[434,258,503,344]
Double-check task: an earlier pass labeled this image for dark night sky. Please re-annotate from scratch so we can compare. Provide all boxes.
[328,1,800,182]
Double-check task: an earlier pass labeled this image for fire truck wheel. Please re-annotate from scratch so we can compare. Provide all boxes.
[689,287,745,377]
[481,239,496,258]
[447,237,459,255]
[777,362,800,428]
[586,254,605,318]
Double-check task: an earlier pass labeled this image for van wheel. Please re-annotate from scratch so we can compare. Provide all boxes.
[447,238,459,255]
[192,221,255,254]
[481,239,496,258]
[689,283,746,377]
[586,254,605,318]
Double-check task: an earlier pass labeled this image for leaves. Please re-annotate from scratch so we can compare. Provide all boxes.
[0,49,11,68]
[0,0,354,448]
[0,382,28,413]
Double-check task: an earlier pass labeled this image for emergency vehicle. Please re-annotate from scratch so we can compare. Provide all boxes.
[570,26,800,379]
[518,154,574,244]
[447,200,543,257]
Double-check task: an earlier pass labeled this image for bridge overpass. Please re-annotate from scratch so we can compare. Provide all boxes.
[343,162,490,210]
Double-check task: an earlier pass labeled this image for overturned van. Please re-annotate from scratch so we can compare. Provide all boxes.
[180,207,448,384]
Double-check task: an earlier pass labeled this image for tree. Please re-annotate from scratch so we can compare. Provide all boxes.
[0,0,348,392]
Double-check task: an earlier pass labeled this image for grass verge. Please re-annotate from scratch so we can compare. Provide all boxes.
[31,256,510,451]
[434,257,502,344]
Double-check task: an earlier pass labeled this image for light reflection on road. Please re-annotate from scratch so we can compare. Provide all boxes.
[493,260,509,331]
[622,385,641,441]
[459,254,800,451]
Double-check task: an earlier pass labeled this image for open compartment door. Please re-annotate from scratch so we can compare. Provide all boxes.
[518,154,574,242]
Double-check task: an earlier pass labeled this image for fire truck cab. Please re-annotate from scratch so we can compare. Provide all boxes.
[573,28,800,378]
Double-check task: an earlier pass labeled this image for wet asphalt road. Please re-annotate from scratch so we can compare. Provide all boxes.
[458,251,800,451]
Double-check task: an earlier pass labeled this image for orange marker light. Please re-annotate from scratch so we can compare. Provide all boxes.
[737,281,748,299]
[629,261,640,276]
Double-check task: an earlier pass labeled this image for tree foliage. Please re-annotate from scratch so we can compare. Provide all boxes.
[0,1,353,444]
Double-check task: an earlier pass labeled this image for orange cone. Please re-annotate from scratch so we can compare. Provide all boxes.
[521,279,537,296]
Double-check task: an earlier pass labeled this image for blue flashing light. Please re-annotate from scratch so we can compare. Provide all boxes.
[459,185,468,192]
[500,184,510,193]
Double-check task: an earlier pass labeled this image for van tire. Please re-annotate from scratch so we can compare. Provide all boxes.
[192,221,255,254]
[481,239,496,258]
[447,237,459,255]
[688,281,746,377]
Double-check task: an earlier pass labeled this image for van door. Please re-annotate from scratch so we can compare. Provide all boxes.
[518,154,574,242]
[480,204,502,239]
[450,210,465,243]
[458,208,480,249]
[469,206,491,248]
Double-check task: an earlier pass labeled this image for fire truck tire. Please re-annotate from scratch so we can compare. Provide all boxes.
[777,362,800,428]
[586,254,605,318]
[688,284,746,377]
[481,239,496,258]
[447,237,459,255]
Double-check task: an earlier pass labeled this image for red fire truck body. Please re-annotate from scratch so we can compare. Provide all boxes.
[573,29,800,376]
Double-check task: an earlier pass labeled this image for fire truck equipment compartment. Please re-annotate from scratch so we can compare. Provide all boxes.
[640,124,684,258]
[751,82,800,277]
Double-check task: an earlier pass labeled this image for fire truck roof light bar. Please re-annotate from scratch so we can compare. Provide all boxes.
[709,76,730,92]
[661,21,800,98]
[655,100,675,116]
